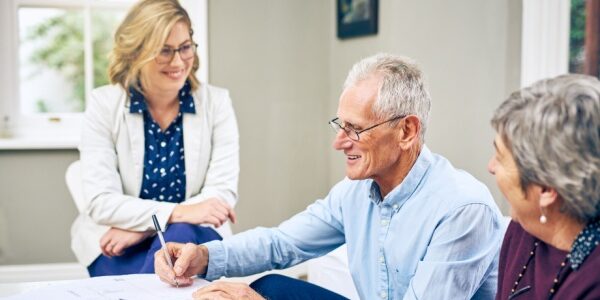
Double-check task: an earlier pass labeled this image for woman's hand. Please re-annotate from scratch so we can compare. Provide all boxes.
[168,198,237,227]
[192,282,265,300]
[100,228,153,257]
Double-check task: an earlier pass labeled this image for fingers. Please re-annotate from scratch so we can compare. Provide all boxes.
[193,291,234,300]
[112,242,126,256]
[211,201,230,216]
[100,244,111,257]
[193,282,258,300]
[226,206,237,224]
[172,243,200,276]
[102,242,121,257]
[193,282,233,300]
[155,242,189,285]
[210,199,236,225]
[99,231,112,256]
[180,198,237,226]
[154,248,177,285]
[211,209,229,223]
[100,239,116,257]
[206,215,225,228]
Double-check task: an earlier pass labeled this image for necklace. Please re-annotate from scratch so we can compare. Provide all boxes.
[509,240,571,300]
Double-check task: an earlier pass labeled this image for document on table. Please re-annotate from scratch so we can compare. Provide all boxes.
[5,274,208,300]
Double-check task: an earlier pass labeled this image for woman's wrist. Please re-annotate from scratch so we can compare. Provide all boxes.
[168,205,185,223]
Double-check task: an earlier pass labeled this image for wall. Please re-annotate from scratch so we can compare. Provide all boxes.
[327,0,522,213]
[207,0,332,230]
[0,151,79,264]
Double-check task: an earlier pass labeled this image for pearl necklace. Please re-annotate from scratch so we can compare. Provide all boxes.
[509,241,571,300]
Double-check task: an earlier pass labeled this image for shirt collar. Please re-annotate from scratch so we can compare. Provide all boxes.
[129,86,147,114]
[369,145,433,208]
[569,217,600,270]
[129,80,196,114]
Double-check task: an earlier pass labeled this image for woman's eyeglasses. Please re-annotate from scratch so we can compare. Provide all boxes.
[155,43,197,64]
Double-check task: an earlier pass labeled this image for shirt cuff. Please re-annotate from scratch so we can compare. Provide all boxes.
[203,240,226,281]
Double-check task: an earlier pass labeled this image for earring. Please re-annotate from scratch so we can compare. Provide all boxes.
[540,214,547,224]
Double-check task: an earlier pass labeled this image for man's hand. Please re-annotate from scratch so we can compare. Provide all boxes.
[100,227,152,257]
[192,282,265,300]
[169,198,237,227]
[155,243,209,286]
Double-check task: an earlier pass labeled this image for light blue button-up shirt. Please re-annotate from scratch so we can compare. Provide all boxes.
[203,146,504,299]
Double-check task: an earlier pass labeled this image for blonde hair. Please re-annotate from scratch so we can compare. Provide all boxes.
[108,0,200,92]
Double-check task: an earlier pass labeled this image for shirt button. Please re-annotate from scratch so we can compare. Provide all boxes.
[380,291,387,299]
[379,256,385,264]
[392,204,399,210]
[381,219,388,226]
[161,141,167,147]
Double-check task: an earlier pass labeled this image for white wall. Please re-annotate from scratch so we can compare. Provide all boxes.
[207,0,332,230]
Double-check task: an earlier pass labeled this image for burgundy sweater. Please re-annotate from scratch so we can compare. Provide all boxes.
[496,221,600,300]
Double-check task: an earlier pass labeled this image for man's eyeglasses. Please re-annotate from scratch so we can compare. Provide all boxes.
[155,43,197,64]
[329,115,406,141]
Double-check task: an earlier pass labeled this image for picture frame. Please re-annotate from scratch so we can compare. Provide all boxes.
[337,0,378,39]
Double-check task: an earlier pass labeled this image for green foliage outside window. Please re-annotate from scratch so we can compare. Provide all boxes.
[25,10,119,112]
[570,0,586,73]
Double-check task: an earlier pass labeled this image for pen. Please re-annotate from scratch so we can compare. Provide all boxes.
[152,214,179,288]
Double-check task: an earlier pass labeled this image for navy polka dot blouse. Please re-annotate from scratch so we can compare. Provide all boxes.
[129,81,196,203]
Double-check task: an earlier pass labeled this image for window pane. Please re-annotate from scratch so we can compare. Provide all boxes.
[91,9,127,89]
[19,8,85,114]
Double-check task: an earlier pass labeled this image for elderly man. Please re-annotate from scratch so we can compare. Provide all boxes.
[156,53,504,299]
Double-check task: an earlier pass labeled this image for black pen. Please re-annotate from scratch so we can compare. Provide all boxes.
[152,214,179,288]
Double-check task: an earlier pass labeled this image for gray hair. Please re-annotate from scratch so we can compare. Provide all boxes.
[491,74,600,223]
[344,53,431,141]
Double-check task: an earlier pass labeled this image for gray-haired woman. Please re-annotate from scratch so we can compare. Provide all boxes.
[489,74,600,299]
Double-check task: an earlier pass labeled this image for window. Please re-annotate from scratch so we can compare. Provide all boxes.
[520,0,571,87]
[569,0,600,77]
[521,0,600,87]
[0,0,208,149]
[19,7,125,115]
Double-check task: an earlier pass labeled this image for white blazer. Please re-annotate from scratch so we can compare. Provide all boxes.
[71,83,239,266]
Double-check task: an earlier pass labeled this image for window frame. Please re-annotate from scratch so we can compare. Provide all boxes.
[0,0,208,150]
[520,0,571,88]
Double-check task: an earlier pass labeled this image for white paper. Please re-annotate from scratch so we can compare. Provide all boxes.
[4,274,207,300]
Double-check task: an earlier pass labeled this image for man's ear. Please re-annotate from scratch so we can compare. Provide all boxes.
[398,115,421,149]
[539,186,559,208]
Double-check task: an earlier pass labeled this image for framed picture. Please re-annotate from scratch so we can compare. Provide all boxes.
[337,0,378,39]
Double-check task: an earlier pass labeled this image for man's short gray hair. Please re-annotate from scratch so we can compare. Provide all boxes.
[491,74,600,223]
[344,53,431,141]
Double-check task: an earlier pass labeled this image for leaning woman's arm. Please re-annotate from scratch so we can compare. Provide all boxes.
[80,87,176,232]
[181,88,239,208]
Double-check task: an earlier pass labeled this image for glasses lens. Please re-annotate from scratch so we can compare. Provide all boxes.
[329,119,359,141]
[329,120,341,133]
[179,44,195,60]
[156,48,173,64]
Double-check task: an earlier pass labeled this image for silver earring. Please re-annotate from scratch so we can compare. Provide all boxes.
[540,214,547,224]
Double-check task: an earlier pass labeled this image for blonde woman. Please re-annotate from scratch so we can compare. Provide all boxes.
[71,0,239,276]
